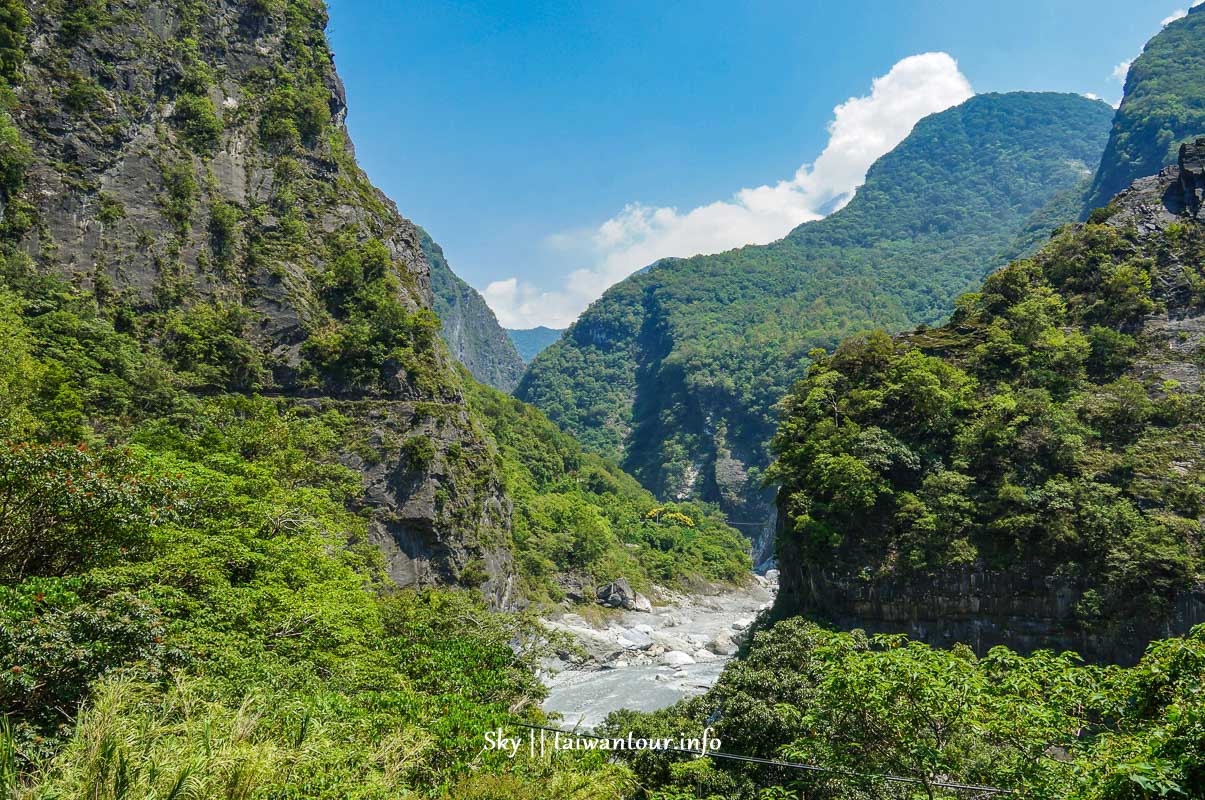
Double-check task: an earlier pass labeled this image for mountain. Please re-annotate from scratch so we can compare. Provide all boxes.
[0,0,534,598]
[771,140,1205,662]
[421,229,526,392]
[0,1,745,793]
[1085,5,1205,210]
[0,0,749,608]
[507,325,564,361]
[462,368,750,601]
[517,92,1115,555]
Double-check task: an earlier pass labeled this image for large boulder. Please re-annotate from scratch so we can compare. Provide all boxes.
[706,631,739,656]
[661,651,696,668]
[618,628,655,650]
[595,578,641,609]
[652,632,693,652]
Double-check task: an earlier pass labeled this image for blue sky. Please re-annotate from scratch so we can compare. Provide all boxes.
[325,0,1197,327]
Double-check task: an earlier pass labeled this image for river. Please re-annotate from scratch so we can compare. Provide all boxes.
[540,573,777,729]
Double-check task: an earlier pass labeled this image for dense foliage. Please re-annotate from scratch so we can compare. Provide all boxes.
[0,2,722,796]
[770,215,1204,623]
[0,276,634,798]
[604,617,1205,799]
[518,93,1114,529]
[465,374,751,601]
[1086,6,1205,209]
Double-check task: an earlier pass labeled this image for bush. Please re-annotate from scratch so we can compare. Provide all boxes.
[158,160,197,233]
[172,93,223,153]
[0,443,188,581]
[0,0,28,82]
[207,199,239,262]
[0,110,30,199]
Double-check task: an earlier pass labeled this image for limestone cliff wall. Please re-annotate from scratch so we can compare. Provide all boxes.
[9,0,515,601]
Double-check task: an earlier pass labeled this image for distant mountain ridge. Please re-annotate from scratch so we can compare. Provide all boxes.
[421,229,527,392]
[1085,5,1205,210]
[517,92,1115,555]
[507,326,564,362]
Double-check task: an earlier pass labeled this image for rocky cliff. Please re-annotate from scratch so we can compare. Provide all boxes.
[422,228,526,392]
[773,143,1205,663]
[3,0,514,600]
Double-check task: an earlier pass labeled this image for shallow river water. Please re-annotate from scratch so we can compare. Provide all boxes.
[540,575,777,729]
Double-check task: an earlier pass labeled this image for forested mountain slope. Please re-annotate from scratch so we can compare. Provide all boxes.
[422,229,527,392]
[463,370,750,601]
[0,0,745,794]
[771,142,1205,662]
[1086,4,1205,210]
[507,325,564,362]
[518,92,1114,551]
[0,0,529,597]
[0,0,750,602]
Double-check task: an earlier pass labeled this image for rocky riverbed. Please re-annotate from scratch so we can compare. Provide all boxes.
[540,572,777,729]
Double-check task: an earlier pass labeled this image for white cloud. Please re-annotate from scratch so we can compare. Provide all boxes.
[1111,59,1133,82]
[483,52,974,329]
[1162,1,1203,26]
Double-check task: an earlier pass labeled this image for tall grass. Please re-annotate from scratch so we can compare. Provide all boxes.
[17,677,291,800]
[13,675,635,799]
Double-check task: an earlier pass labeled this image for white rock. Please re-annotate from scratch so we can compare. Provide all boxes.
[707,632,738,656]
[618,629,654,650]
[633,624,654,635]
[693,649,718,662]
[654,673,669,682]
[672,669,689,678]
[652,633,692,652]
[661,650,696,667]
[633,593,654,613]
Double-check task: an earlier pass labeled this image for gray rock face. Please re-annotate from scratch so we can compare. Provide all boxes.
[422,229,526,392]
[10,1,515,601]
[1179,138,1205,218]
[556,574,593,604]
[774,554,1205,665]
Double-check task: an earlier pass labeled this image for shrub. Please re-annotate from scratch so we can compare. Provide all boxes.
[207,199,239,262]
[0,443,188,581]
[158,160,197,233]
[172,93,223,153]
